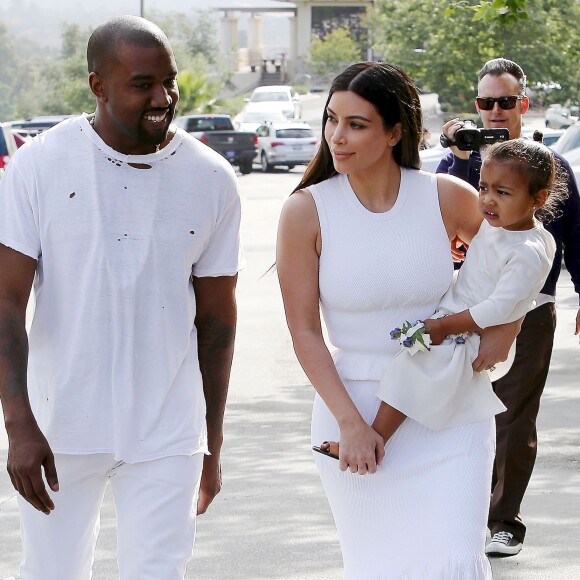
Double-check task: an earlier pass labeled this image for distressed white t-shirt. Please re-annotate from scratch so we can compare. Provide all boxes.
[0,115,244,462]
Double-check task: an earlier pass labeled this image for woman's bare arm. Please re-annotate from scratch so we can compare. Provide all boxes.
[276,190,384,474]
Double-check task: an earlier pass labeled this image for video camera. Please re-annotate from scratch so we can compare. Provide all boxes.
[440,120,509,151]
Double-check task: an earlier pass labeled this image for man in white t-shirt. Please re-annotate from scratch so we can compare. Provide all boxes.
[0,15,244,579]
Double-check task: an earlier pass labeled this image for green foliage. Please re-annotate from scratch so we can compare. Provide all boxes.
[38,24,95,116]
[307,28,362,85]
[371,0,580,113]
[0,23,21,119]
[148,10,220,70]
[472,0,529,24]
[0,12,226,121]
[176,60,222,115]
[292,85,310,95]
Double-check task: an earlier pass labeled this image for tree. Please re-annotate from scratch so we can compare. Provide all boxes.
[151,10,220,68]
[150,10,230,110]
[0,23,23,119]
[35,23,95,116]
[176,59,222,115]
[370,0,580,112]
[307,28,362,86]
[0,11,229,121]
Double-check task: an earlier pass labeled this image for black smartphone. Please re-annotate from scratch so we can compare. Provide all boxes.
[312,445,339,460]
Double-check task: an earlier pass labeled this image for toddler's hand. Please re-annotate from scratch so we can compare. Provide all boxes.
[424,318,446,345]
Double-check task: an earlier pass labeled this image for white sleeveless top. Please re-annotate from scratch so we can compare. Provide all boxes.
[309,169,453,381]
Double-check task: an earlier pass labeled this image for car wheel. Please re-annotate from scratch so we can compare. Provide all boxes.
[239,159,253,174]
[261,151,273,172]
[287,165,295,170]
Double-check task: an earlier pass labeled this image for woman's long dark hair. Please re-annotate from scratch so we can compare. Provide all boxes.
[293,62,423,193]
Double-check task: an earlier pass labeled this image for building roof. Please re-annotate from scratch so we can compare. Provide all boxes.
[214,0,296,12]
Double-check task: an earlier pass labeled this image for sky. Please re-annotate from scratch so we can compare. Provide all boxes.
[0,0,293,50]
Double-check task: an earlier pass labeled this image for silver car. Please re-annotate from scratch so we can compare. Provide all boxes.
[246,86,302,119]
[256,122,318,171]
[551,121,580,156]
[545,104,578,129]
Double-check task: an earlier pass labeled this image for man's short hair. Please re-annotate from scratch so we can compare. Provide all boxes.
[87,15,170,74]
[478,58,527,96]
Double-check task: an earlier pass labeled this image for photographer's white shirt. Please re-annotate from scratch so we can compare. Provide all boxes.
[0,115,244,462]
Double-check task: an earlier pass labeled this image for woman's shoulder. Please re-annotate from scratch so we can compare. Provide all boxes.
[280,188,318,230]
[436,173,481,244]
[436,172,478,198]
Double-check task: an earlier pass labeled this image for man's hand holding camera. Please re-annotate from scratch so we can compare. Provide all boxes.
[441,118,509,156]
[441,118,471,160]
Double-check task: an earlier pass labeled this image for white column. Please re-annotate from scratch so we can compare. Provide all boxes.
[295,2,312,77]
[288,16,298,72]
[247,14,263,71]
[220,12,239,70]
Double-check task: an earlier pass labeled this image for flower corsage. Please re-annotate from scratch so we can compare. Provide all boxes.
[390,321,431,356]
[390,315,468,355]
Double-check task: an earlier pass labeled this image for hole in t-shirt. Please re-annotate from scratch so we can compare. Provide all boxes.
[69,192,76,198]
[128,163,152,170]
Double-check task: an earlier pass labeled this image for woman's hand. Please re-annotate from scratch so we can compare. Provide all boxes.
[450,235,469,263]
[337,418,385,475]
[473,319,522,372]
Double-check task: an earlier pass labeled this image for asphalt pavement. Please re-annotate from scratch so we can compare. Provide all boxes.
[1,101,579,578]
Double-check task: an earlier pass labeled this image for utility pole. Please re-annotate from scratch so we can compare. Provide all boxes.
[140,0,144,17]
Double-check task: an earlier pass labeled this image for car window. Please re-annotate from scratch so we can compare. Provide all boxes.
[543,135,561,147]
[188,119,212,131]
[251,92,290,102]
[187,118,232,131]
[276,129,314,138]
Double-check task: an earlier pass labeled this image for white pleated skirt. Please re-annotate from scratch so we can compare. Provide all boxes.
[311,379,494,580]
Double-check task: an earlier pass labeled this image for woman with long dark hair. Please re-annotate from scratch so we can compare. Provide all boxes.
[276,62,518,578]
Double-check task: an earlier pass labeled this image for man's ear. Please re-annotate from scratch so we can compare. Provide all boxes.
[520,96,530,115]
[89,72,107,102]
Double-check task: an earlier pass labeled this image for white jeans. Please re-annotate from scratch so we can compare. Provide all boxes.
[17,453,204,580]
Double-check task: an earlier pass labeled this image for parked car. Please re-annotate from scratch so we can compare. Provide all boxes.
[255,121,317,172]
[0,122,19,178]
[246,85,302,119]
[551,121,580,157]
[8,114,73,136]
[234,109,286,132]
[544,104,578,129]
[521,126,565,148]
[174,114,258,174]
[559,146,580,187]
[419,144,446,173]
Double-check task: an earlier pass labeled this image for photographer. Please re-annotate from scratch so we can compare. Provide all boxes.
[437,58,580,558]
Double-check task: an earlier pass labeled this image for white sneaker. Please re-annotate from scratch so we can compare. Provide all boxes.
[485,531,523,557]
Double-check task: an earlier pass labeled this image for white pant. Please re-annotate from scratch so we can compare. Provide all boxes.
[17,453,204,580]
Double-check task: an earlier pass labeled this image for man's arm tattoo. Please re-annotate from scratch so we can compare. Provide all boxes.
[197,314,236,417]
[0,307,29,400]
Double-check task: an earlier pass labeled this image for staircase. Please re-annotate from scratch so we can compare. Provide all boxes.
[259,59,285,86]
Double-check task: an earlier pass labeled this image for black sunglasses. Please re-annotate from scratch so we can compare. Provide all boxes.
[476,96,523,111]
